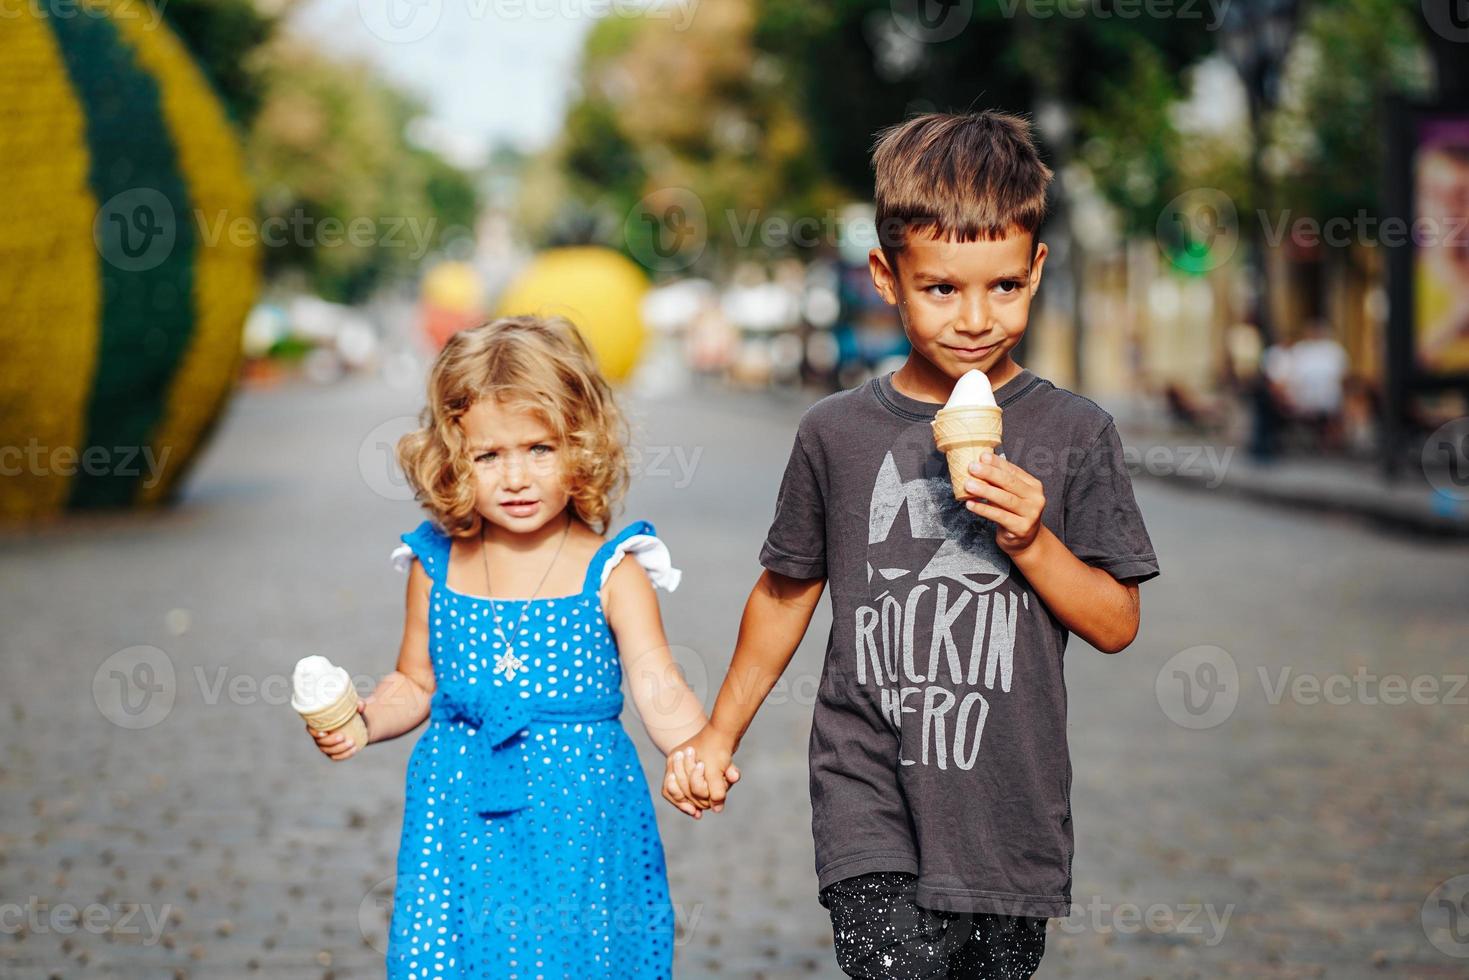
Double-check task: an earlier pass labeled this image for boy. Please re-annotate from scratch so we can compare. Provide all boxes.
[665,110,1160,978]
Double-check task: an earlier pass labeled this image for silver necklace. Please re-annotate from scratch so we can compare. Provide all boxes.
[481,512,571,681]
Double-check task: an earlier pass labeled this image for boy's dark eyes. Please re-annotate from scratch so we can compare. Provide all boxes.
[923,280,1025,297]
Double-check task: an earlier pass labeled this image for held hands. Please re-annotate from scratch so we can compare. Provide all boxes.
[306,697,372,762]
[662,724,740,820]
[962,451,1045,556]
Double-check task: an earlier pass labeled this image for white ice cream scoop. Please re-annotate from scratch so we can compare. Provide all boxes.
[291,655,352,713]
[944,369,997,409]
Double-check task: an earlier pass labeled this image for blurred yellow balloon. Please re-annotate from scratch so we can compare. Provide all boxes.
[422,261,483,312]
[496,246,650,382]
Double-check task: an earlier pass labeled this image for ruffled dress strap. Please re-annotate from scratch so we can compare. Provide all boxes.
[580,520,682,596]
[390,519,451,584]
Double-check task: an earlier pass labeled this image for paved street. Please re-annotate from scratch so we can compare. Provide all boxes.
[2,372,1467,978]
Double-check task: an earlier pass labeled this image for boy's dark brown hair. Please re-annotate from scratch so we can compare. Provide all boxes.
[871,110,1054,268]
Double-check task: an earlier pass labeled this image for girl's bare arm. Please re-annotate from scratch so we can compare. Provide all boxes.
[602,558,708,755]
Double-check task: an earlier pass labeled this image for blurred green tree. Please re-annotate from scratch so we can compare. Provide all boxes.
[246,39,479,302]
[542,0,1438,293]
[158,7,480,303]
[544,0,1221,279]
[756,1,1214,232]
[527,0,845,270]
[1267,0,1431,223]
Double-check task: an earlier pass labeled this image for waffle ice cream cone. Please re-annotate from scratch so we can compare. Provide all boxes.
[932,405,1003,499]
[292,656,367,759]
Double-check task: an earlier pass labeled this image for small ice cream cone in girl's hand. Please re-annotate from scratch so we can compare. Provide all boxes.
[295,655,368,761]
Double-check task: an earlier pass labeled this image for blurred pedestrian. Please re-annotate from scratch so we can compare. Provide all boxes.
[1284,320,1349,452]
[1250,328,1292,461]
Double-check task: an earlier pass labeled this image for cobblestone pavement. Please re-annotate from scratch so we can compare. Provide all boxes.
[2,374,1467,979]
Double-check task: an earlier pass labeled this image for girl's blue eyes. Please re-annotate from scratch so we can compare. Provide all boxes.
[474,445,554,463]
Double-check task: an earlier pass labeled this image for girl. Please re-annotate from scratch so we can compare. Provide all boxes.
[306,315,735,979]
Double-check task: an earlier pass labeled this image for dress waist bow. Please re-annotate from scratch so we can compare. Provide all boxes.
[430,682,624,814]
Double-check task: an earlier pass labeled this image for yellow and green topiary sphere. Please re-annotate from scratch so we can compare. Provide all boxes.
[496,247,650,383]
[0,0,259,519]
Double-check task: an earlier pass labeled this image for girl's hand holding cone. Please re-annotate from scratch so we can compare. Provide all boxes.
[307,697,372,762]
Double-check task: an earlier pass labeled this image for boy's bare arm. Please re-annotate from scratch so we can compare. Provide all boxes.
[1009,529,1141,654]
[661,569,825,814]
[711,568,827,746]
[962,451,1141,654]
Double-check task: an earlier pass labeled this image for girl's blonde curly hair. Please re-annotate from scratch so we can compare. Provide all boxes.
[396,315,630,537]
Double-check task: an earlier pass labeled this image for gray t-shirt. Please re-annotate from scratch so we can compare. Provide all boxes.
[759,368,1159,918]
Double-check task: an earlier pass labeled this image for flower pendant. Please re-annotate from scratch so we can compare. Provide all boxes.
[493,650,525,681]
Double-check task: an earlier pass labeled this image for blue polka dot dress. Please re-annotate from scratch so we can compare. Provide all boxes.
[385,518,679,980]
